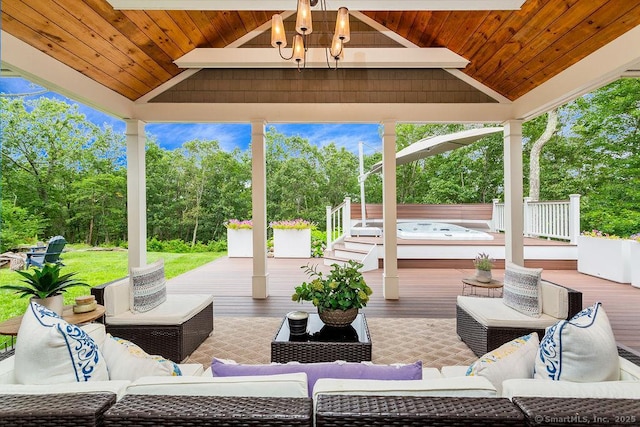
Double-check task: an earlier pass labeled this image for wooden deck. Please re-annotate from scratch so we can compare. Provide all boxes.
[167,256,640,353]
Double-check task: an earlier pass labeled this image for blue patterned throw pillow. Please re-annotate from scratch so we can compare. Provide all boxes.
[130,259,167,313]
[14,301,108,384]
[534,302,619,382]
[502,262,543,317]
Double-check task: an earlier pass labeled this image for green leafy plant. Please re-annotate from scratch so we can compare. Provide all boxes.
[473,252,494,271]
[0,263,89,299]
[270,219,314,230]
[292,260,372,312]
[225,219,253,230]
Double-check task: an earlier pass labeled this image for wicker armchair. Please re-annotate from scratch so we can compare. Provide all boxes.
[457,279,582,356]
[92,277,213,362]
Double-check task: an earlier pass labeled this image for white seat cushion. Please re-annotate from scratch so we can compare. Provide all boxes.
[126,373,309,397]
[540,281,569,319]
[457,296,561,329]
[501,378,640,399]
[106,294,213,325]
[313,376,497,399]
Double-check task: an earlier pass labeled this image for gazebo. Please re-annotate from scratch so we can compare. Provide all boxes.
[2,0,639,300]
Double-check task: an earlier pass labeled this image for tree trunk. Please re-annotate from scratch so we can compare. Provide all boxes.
[529,109,558,201]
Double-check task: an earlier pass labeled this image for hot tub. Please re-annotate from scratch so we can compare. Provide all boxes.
[396,222,494,240]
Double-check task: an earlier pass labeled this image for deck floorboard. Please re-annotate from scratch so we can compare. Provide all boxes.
[168,257,640,353]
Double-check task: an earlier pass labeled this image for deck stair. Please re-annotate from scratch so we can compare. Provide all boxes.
[323,240,378,272]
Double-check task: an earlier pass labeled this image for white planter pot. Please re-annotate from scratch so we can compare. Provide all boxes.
[227,229,253,258]
[273,228,311,258]
[631,241,640,288]
[31,294,64,315]
[577,236,631,283]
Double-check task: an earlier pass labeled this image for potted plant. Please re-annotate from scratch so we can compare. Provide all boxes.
[0,263,89,315]
[292,260,372,327]
[271,219,314,258]
[473,252,494,283]
[225,219,253,258]
[577,230,631,283]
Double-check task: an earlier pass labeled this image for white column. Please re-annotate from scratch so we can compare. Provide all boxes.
[251,120,269,299]
[125,120,147,269]
[382,120,399,299]
[569,194,581,245]
[503,120,524,265]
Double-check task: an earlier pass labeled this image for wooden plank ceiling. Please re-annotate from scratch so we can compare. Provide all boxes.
[2,0,639,102]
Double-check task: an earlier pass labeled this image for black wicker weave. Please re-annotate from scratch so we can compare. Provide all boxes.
[92,278,213,363]
[513,397,640,426]
[315,395,525,426]
[0,348,15,362]
[103,395,313,427]
[457,280,583,356]
[0,393,116,427]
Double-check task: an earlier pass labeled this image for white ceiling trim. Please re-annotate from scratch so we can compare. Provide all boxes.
[349,11,419,48]
[513,24,640,121]
[107,0,525,11]
[175,48,469,69]
[445,69,511,104]
[0,31,133,119]
[133,102,512,123]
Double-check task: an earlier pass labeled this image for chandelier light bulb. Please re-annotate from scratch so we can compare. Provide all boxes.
[271,14,287,48]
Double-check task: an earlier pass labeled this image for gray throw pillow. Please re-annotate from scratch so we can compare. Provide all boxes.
[502,262,543,317]
[130,259,167,313]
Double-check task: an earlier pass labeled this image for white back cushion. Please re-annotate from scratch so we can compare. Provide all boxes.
[104,278,131,316]
[540,281,569,319]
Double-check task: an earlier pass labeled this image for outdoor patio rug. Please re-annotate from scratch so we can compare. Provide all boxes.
[186,317,477,368]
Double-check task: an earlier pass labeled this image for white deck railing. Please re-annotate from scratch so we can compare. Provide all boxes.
[326,197,351,251]
[492,194,581,244]
[326,194,581,250]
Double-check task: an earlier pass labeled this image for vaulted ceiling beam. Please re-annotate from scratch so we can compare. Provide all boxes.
[175,48,469,69]
[107,0,525,11]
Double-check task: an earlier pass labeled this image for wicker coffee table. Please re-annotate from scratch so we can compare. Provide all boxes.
[271,313,372,363]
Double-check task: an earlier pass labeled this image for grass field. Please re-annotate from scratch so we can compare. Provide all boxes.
[0,247,223,348]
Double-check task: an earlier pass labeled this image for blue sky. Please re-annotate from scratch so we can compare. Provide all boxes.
[0,77,381,154]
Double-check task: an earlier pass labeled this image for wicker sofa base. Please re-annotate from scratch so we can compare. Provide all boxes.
[513,397,640,426]
[104,301,213,363]
[0,393,116,427]
[103,395,313,426]
[315,395,525,426]
[456,304,548,357]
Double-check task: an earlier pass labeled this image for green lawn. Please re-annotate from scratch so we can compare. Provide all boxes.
[0,248,224,348]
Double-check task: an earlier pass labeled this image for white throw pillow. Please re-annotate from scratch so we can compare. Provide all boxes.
[130,259,167,313]
[15,301,108,384]
[502,262,543,317]
[466,332,539,394]
[101,334,182,381]
[535,302,619,382]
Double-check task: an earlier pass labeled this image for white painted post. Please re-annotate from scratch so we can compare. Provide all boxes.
[523,197,532,237]
[569,194,581,245]
[491,198,500,232]
[326,205,332,251]
[358,142,367,227]
[344,197,351,238]
[251,120,269,299]
[503,121,525,266]
[382,120,399,299]
[125,119,147,270]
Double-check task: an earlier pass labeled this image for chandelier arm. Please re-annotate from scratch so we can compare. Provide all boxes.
[278,43,295,61]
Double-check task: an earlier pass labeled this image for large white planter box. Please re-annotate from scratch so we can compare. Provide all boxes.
[227,229,253,258]
[577,235,631,283]
[273,228,311,258]
[631,241,640,288]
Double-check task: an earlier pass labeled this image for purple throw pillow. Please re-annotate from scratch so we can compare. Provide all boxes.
[211,359,422,396]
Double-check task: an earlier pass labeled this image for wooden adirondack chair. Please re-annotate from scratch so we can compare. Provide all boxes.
[25,236,67,268]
